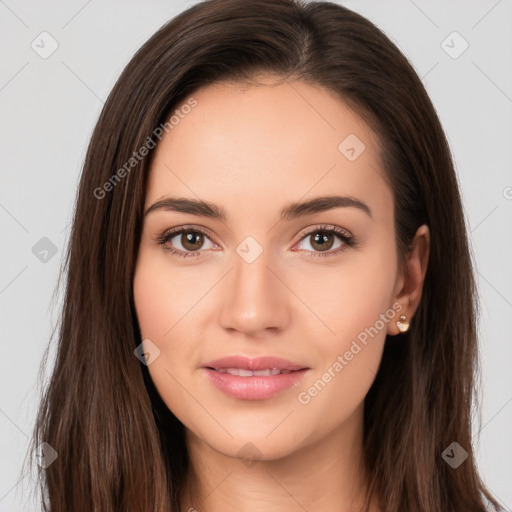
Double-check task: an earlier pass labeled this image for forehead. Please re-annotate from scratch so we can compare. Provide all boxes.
[145,77,391,222]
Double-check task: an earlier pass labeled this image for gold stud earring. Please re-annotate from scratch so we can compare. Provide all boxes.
[396,315,409,333]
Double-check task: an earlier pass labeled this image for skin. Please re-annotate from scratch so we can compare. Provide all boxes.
[133,75,430,512]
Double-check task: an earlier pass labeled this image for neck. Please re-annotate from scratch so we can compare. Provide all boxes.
[179,403,379,512]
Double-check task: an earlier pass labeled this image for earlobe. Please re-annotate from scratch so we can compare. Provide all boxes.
[388,224,430,336]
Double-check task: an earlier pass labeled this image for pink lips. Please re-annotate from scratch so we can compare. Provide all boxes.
[201,355,310,400]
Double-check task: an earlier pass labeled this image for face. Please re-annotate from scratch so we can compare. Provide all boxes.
[133,76,404,461]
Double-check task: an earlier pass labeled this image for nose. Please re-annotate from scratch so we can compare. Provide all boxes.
[218,248,291,338]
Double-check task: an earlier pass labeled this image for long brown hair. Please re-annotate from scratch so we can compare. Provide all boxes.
[24,0,503,510]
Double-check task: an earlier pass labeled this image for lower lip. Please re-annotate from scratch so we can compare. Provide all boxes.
[202,368,309,400]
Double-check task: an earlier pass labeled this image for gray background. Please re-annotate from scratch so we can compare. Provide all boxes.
[1,0,511,510]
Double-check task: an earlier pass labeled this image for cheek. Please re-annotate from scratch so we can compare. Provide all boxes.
[133,252,193,371]
[133,249,203,340]
[133,251,207,426]
[290,236,398,350]
[294,305,390,437]
[293,240,398,417]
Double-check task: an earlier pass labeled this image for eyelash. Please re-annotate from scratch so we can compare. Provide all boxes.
[155,224,357,259]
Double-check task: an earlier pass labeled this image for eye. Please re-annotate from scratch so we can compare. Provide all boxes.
[156,226,219,258]
[156,224,356,259]
[292,224,356,258]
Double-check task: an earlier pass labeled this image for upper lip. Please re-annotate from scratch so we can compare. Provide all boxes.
[202,356,308,371]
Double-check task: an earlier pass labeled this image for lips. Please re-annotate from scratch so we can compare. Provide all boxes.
[201,355,310,400]
[202,355,308,372]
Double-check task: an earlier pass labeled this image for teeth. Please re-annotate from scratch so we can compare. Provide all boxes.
[254,368,282,376]
[215,368,292,376]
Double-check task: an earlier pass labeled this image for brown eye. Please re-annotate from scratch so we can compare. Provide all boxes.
[309,231,336,252]
[157,227,218,258]
[180,231,205,251]
[293,225,355,258]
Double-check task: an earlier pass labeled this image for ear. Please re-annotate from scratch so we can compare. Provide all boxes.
[388,224,430,336]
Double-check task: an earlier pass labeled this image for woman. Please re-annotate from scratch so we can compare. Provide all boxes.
[27,0,505,510]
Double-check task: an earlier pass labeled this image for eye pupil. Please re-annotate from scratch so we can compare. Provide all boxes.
[182,231,204,251]
[311,232,334,251]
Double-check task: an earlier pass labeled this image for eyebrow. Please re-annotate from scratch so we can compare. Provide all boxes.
[144,194,372,220]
